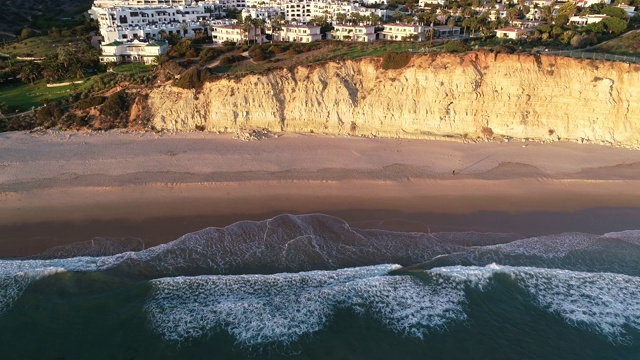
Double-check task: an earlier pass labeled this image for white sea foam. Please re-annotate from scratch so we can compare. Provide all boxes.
[602,230,640,245]
[0,254,134,315]
[145,264,469,346]
[487,233,598,258]
[427,264,640,343]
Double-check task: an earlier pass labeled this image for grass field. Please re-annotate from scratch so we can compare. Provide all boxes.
[593,30,640,55]
[0,35,85,58]
[0,78,92,112]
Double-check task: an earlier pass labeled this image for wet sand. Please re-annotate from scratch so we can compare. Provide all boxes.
[2,130,640,257]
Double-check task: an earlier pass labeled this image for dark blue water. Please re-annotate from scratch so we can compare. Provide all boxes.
[1,214,640,359]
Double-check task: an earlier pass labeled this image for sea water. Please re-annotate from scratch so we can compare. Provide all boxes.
[1,214,639,359]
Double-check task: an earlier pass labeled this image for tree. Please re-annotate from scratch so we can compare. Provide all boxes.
[555,13,569,27]
[570,33,590,48]
[602,16,628,34]
[369,13,382,25]
[20,61,41,84]
[557,1,577,17]
[19,28,35,41]
[49,27,61,40]
[601,6,629,20]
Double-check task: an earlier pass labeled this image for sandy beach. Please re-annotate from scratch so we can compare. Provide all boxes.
[2,130,640,256]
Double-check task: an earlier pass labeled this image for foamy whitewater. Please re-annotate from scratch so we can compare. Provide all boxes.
[1,214,640,359]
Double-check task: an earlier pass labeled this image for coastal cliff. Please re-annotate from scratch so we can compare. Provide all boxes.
[147,52,640,148]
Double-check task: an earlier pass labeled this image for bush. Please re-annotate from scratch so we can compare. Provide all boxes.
[35,104,63,128]
[184,48,198,59]
[380,51,412,70]
[173,67,212,90]
[481,126,494,138]
[268,44,288,54]
[218,54,248,66]
[492,43,517,54]
[570,34,591,49]
[75,96,105,110]
[249,47,271,62]
[443,40,468,53]
[100,90,130,127]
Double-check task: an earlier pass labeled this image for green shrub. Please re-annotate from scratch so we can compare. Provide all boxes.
[173,67,212,90]
[35,104,63,128]
[75,96,105,110]
[249,47,271,62]
[570,33,591,49]
[100,90,130,127]
[184,48,198,59]
[492,43,517,54]
[380,51,412,70]
[218,54,248,66]
[443,40,468,53]
[268,44,288,54]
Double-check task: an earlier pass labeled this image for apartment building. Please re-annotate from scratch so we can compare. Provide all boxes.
[329,24,376,42]
[380,24,425,41]
[211,24,266,43]
[273,24,321,42]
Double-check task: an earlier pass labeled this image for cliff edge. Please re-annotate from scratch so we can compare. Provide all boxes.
[148,52,640,148]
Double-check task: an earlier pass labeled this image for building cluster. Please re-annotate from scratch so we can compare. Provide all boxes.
[91,0,637,64]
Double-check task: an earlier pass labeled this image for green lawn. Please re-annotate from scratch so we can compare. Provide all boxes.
[0,79,77,111]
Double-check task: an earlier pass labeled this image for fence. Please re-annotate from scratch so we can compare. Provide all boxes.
[543,50,640,64]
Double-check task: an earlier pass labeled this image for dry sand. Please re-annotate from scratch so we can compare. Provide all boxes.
[2,130,640,256]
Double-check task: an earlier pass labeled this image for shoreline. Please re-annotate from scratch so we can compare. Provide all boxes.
[2,130,640,256]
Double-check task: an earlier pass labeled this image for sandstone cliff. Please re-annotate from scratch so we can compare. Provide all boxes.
[147,52,640,148]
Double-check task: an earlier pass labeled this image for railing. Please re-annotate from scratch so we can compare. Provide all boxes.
[543,49,640,64]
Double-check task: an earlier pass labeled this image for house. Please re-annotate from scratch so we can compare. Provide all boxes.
[432,25,461,38]
[569,14,608,26]
[495,27,531,40]
[211,24,266,44]
[380,24,426,41]
[329,24,376,42]
[419,0,448,6]
[273,25,321,42]
[616,4,637,18]
[99,39,168,64]
[574,0,612,8]
[510,19,544,28]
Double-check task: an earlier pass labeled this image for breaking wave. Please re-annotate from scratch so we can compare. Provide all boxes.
[1,213,640,353]
[430,265,640,344]
[145,265,468,346]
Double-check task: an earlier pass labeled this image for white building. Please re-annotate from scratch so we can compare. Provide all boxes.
[432,25,461,38]
[99,38,168,64]
[211,24,266,43]
[418,0,448,6]
[93,0,194,8]
[380,24,425,41]
[329,24,376,41]
[495,27,531,39]
[616,4,637,18]
[92,4,228,42]
[574,0,612,8]
[273,24,321,42]
[569,14,608,26]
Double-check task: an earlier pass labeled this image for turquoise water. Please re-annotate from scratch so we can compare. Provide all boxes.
[1,214,640,359]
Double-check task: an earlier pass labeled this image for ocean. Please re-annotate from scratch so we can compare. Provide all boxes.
[1,213,640,359]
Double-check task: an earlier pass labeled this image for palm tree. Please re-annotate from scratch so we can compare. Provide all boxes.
[20,61,40,84]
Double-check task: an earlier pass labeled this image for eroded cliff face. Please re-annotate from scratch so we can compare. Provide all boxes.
[148,52,640,147]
